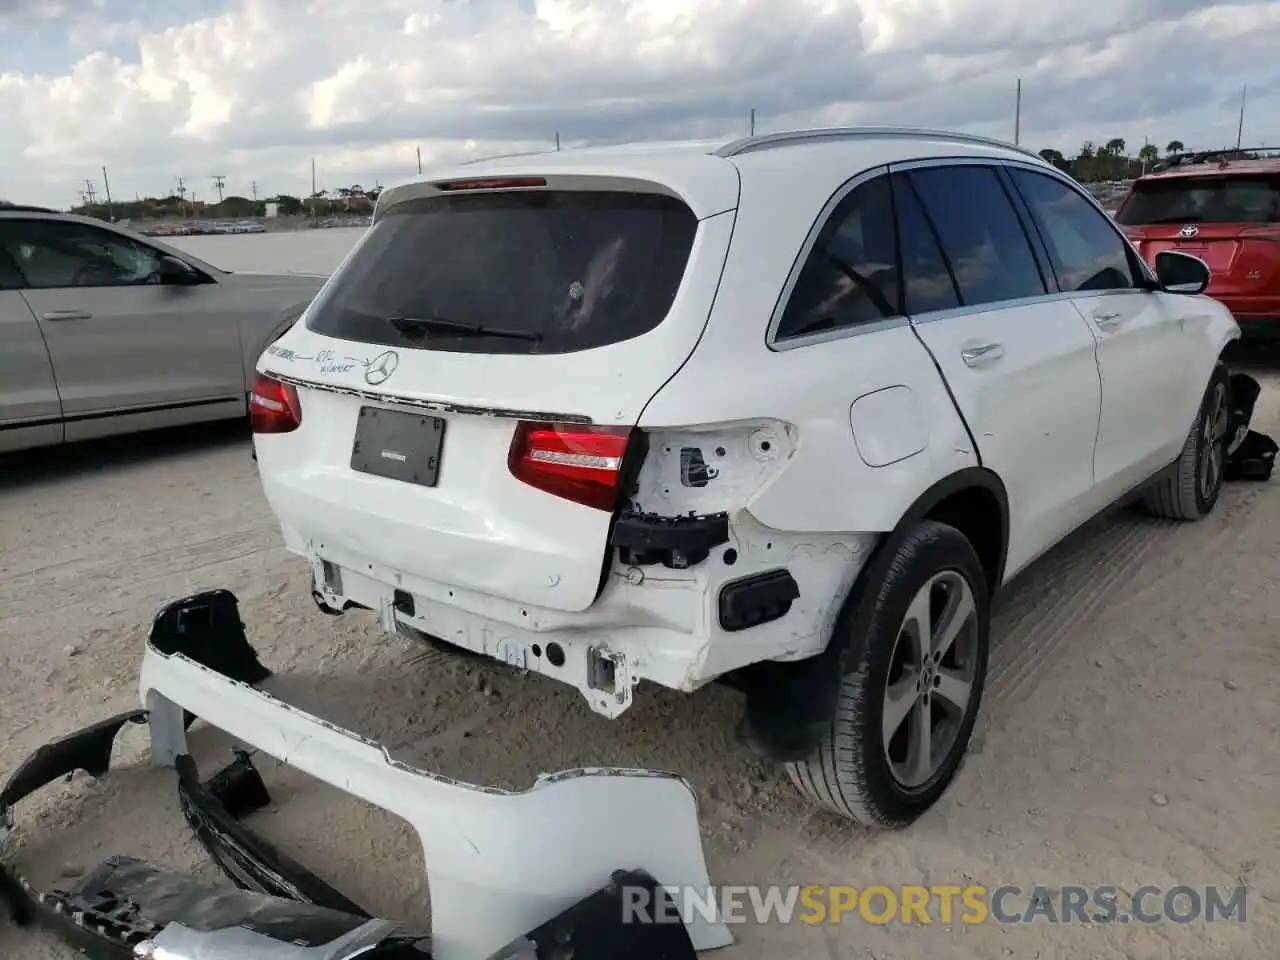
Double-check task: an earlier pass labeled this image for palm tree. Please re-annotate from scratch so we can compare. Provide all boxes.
[1137,144,1159,172]
[1166,140,1185,155]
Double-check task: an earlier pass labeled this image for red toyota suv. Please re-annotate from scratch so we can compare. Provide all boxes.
[1116,148,1280,340]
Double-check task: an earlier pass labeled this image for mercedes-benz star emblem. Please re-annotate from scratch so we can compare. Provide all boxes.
[364,350,399,386]
[1179,224,1199,240]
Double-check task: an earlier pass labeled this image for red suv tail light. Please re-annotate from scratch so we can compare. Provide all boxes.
[249,373,302,434]
[508,422,634,511]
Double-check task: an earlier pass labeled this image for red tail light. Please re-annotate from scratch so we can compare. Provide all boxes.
[508,422,633,511]
[1239,226,1280,240]
[249,373,302,434]
[435,177,547,191]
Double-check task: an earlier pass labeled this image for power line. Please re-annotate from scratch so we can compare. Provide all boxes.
[211,175,226,203]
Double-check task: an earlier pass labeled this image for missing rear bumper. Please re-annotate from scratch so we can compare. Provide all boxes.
[3,591,728,958]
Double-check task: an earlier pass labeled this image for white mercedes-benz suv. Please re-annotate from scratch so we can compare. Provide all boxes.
[250,127,1239,828]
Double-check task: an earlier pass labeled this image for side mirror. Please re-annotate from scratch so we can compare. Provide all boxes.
[157,255,203,285]
[1154,250,1211,295]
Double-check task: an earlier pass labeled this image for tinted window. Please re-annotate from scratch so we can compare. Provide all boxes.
[906,166,1046,307]
[1011,169,1138,292]
[0,247,25,289]
[0,220,164,289]
[1116,174,1280,226]
[893,174,961,315]
[775,176,900,340]
[305,191,698,355]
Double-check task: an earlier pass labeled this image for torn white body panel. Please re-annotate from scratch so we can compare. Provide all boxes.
[140,641,733,959]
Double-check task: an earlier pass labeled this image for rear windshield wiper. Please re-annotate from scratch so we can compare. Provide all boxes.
[387,315,542,343]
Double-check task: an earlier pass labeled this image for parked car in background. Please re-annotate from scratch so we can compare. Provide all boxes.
[250,127,1238,828]
[1116,148,1280,339]
[0,206,325,453]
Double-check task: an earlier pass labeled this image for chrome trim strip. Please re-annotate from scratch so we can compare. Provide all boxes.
[264,371,594,424]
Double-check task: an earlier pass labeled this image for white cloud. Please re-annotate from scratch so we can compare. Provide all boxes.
[1,0,1278,207]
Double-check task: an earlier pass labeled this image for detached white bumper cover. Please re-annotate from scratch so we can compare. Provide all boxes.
[139,631,733,960]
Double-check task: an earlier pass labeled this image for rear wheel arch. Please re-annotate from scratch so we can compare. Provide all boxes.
[903,467,1010,595]
[735,466,1008,763]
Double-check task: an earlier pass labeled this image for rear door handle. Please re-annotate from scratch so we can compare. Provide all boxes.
[961,342,1004,366]
[1092,310,1125,330]
[42,310,93,321]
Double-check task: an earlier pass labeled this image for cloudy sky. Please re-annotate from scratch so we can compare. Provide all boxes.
[1,0,1278,208]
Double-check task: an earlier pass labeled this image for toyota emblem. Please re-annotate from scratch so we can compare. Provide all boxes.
[364,350,399,385]
[1178,224,1199,240]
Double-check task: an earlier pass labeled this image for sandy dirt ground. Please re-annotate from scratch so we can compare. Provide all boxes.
[1,350,1277,960]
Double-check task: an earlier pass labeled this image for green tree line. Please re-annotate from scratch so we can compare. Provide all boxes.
[1036,138,1192,181]
[61,184,382,223]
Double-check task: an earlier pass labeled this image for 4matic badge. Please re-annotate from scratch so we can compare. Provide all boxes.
[364,350,399,386]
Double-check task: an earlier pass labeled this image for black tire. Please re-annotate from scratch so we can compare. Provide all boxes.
[1142,362,1230,521]
[785,520,991,827]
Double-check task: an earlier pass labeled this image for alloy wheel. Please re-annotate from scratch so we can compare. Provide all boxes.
[882,571,980,789]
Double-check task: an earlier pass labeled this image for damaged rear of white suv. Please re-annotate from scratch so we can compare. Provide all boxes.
[252,128,1239,828]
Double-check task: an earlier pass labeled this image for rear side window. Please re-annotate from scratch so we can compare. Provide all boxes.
[774,175,900,340]
[905,165,1047,307]
[305,190,698,355]
[1009,169,1139,293]
[893,174,961,315]
[1116,175,1280,226]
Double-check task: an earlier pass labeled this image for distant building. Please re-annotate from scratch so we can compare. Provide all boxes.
[264,202,280,218]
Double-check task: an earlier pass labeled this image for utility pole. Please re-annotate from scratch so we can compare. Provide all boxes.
[416,145,422,173]
[212,175,226,203]
[311,158,316,196]
[1235,84,1247,151]
[82,179,98,205]
[750,108,756,136]
[554,132,561,151]
[251,181,258,201]
[1014,78,1022,146]
[175,177,187,217]
[101,166,114,220]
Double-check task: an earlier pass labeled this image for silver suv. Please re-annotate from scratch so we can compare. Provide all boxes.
[0,205,325,452]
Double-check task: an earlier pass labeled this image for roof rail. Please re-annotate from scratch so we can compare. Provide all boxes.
[0,202,58,214]
[1150,146,1280,173]
[457,147,556,167]
[713,126,1043,162]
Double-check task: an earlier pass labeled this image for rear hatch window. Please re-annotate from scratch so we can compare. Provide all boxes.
[1117,175,1280,226]
[305,190,698,355]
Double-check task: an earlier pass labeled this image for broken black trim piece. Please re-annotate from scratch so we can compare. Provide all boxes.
[488,868,696,959]
[148,588,271,686]
[718,569,800,632]
[612,510,730,569]
[177,751,372,918]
